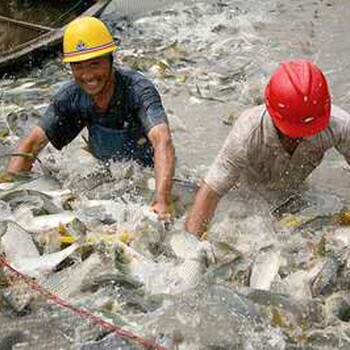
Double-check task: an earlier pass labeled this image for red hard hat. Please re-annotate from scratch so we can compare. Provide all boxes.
[264,59,331,138]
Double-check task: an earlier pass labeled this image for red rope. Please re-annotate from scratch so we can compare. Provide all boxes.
[0,256,167,350]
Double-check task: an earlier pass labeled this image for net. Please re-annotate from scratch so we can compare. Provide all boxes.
[0,221,167,350]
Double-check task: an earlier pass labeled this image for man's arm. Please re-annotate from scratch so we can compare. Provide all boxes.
[332,105,350,166]
[185,181,220,236]
[185,111,252,235]
[148,123,175,219]
[6,126,48,173]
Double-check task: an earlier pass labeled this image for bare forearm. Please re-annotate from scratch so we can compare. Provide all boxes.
[186,181,220,235]
[153,137,175,204]
[6,126,48,173]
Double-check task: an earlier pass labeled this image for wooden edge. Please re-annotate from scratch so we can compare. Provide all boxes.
[0,15,54,32]
[0,0,112,70]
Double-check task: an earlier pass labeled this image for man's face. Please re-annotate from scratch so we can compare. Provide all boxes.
[71,56,112,96]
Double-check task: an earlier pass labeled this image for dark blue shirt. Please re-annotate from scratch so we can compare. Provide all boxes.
[39,68,168,150]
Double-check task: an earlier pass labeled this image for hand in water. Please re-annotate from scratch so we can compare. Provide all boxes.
[171,231,216,265]
[0,171,15,183]
[150,199,172,221]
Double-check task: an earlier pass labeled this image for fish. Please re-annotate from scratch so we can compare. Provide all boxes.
[0,189,63,215]
[163,234,211,294]
[169,231,205,260]
[325,291,350,323]
[90,273,144,290]
[0,279,37,313]
[109,232,209,295]
[0,307,73,347]
[291,214,336,237]
[9,244,79,279]
[243,288,306,321]
[74,200,150,227]
[41,252,110,299]
[250,246,281,291]
[19,211,84,234]
[0,220,79,279]
[66,167,113,194]
[309,255,341,297]
[0,221,40,259]
[305,323,350,349]
[271,193,310,218]
[112,240,154,280]
[204,255,250,286]
[132,283,271,349]
[242,287,327,338]
[273,270,313,300]
[331,227,350,247]
[0,174,61,193]
[167,232,209,292]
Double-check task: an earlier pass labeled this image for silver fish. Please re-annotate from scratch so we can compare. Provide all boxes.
[309,255,340,297]
[133,283,271,349]
[250,246,281,291]
[112,233,209,295]
[41,252,111,299]
[1,220,78,279]
[243,288,326,331]
[0,174,61,193]
[0,189,63,215]
[20,211,82,233]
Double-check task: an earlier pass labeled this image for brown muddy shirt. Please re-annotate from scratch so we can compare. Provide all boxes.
[205,105,350,197]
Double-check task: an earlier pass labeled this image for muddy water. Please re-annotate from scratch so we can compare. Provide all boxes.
[102,0,350,199]
[0,2,350,348]
[0,0,349,195]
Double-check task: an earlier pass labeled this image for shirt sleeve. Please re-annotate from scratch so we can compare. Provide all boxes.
[333,105,350,165]
[204,123,248,197]
[132,75,168,134]
[38,94,84,150]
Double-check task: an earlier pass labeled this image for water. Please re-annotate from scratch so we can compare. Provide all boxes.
[1,0,350,173]
[1,1,350,348]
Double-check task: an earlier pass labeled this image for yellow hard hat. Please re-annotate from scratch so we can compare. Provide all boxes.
[63,16,118,63]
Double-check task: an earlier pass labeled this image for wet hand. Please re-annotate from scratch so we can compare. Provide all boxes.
[0,171,15,183]
[150,200,172,221]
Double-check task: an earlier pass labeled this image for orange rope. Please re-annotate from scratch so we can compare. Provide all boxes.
[0,255,168,350]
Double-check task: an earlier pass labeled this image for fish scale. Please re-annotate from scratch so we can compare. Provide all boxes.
[41,252,109,300]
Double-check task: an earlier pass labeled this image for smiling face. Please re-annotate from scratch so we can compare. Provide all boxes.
[70,55,113,97]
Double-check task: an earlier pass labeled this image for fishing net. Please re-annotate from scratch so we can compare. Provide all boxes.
[0,221,166,350]
[0,265,168,350]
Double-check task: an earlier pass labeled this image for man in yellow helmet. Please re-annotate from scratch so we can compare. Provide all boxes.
[4,17,175,219]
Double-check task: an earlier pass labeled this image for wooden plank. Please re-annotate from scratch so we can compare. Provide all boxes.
[0,15,54,32]
[0,0,112,73]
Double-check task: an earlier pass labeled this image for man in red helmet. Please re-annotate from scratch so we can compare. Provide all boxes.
[186,59,350,236]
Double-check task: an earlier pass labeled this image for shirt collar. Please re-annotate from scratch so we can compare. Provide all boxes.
[262,108,317,153]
